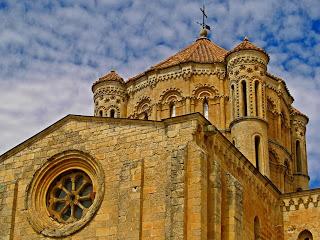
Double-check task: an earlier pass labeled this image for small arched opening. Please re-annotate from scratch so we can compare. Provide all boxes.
[231,84,235,118]
[255,81,260,117]
[203,98,209,119]
[110,109,116,118]
[298,229,313,240]
[169,102,176,117]
[241,81,248,116]
[99,110,103,117]
[254,216,260,240]
[296,140,302,173]
[144,112,148,120]
[254,136,261,171]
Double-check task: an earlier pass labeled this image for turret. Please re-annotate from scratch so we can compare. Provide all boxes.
[92,70,127,118]
[291,107,309,190]
[226,37,270,176]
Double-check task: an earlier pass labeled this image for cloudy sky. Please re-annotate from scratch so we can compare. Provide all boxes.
[0,0,319,187]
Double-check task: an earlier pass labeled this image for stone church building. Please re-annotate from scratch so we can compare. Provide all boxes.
[0,28,319,240]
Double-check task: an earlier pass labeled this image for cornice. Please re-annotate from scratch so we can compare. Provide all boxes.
[126,64,226,95]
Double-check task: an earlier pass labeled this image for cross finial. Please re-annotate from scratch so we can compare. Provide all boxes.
[197,2,211,38]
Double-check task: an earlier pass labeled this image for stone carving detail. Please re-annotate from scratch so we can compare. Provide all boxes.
[281,190,320,212]
[227,55,267,70]
[25,150,105,237]
[93,86,126,101]
[192,83,219,99]
[267,97,278,114]
[159,88,183,104]
[127,66,226,95]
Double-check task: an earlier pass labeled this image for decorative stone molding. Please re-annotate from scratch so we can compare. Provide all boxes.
[192,83,219,99]
[159,88,183,104]
[93,86,126,101]
[127,66,226,95]
[281,190,320,212]
[25,150,105,237]
[105,105,120,117]
[227,55,267,70]
[267,96,278,114]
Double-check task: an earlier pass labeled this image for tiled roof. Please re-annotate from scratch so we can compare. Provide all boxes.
[93,70,125,86]
[128,37,227,82]
[227,37,269,58]
[291,106,309,120]
[151,37,228,70]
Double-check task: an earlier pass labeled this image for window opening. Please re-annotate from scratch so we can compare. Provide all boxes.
[99,110,103,117]
[231,85,235,118]
[241,81,248,116]
[144,112,148,120]
[255,136,261,170]
[203,98,209,119]
[170,103,176,117]
[298,230,313,240]
[296,140,302,172]
[46,170,95,223]
[255,81,259,117]
[110,109,115,118]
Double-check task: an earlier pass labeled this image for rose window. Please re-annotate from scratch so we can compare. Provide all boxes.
[46,170,95,223]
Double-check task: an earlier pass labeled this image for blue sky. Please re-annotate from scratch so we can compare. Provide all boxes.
[0,0,319,187]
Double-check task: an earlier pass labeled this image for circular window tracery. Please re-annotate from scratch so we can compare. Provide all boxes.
[46,170,95,223]
[25,150,105,237]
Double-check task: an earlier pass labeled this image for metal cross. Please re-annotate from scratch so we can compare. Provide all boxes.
[197,4,211,30]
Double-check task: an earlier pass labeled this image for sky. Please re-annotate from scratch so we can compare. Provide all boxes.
[0,0,319,187]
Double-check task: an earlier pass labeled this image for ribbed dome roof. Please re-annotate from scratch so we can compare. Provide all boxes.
[291,106,309,120]
[227,37,269,59]
[150,37,227,70]
[93,70,125,86]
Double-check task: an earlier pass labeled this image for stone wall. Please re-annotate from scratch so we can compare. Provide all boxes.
[282,188,320,240]
[0,114,211,240]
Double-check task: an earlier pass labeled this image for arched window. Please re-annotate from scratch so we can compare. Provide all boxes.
[254,136,261,170]
[296,140,302,172]
[255,81,260,117]
[99,110,103,117]
[241,81,248,116]
[231,85,235,118]
[169,102,176,117]
[144,112,148,120]
[232,139,236,145]
[254,216,260,240]
[298,229,313,240]
[203,98,209,119]
[110,109,116,118]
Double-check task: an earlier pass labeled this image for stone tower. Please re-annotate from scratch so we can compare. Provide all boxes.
[226,37,270,176]
[291,107,309,190]
[92,70,127,118]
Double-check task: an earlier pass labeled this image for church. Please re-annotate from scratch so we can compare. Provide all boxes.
[0,22,319,240]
